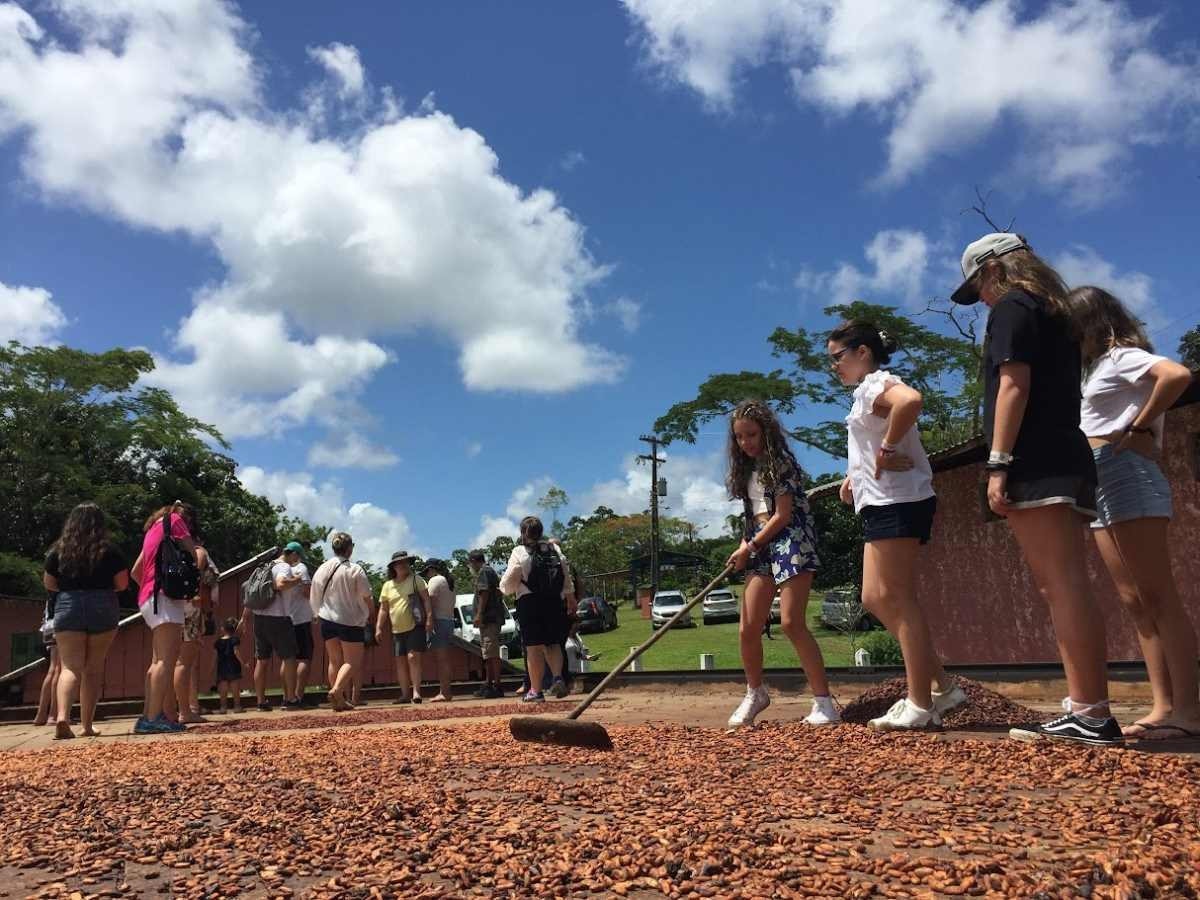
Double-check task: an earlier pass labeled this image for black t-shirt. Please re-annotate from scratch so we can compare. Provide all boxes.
[474,564,503,624]
[983,290,1092,476]
[44,543,128,591]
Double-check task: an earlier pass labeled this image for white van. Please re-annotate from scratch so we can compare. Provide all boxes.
[453,594,522,658]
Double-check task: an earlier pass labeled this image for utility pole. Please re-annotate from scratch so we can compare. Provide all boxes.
[637,434,665,600]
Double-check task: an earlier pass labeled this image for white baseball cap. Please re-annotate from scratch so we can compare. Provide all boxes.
[951,233,1029,305]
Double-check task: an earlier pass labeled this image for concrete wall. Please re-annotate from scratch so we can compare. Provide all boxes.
[919,401,1200,664]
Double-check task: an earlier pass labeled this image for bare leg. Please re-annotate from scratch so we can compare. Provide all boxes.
[1095,518,1200,732]
[79,629,116,735]
[739,575,773,689]
[1007,506,1108,712]
[543,644,564,681]
[34,647,59,726]
[526,644,547,694]
[407,652,423,699]
[254,658,271,706]
[280,659,298,703]
[54,631,85,738]
[331,641,363,701]
[777,572,830,697]
[147,624,183,721]
[175,641,201,722]
[861,539,944,709]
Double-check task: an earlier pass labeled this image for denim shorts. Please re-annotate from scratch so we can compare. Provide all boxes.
[1092,445,1172,528]
[427,617,454,650]
[393,627,427,655]
[861,496,937,545]
[53,589,120,634]
[319,616,365,644]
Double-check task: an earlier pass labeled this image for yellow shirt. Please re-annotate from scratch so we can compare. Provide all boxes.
[381,575,426,633]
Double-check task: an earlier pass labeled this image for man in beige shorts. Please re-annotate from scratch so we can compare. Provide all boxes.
[468,550,505,699]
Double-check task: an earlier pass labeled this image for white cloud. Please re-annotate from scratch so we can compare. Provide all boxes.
[606,297,642,334]
[307,432,399,470]
[142,305,389,439]
[0,280,67,345]
[465,441,483,459]
[307,42,365,99]
[239,465,416,566]
[795,228,931,307]
[1054,245,1163,334]
[469,475,556,549]
[580,451,740,539]
[0,1,622,440]
[560,149,586,172]
[623,0,1200,199]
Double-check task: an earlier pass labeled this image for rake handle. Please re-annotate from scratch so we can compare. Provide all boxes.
[566,564,735,721]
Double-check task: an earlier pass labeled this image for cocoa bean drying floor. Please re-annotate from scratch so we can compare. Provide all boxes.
[1,682,1198,899]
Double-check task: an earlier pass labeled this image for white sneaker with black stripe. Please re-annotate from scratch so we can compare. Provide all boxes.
[1009,712,1124,746]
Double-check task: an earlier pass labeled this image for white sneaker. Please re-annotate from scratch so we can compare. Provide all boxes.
[804,695,841,726]
[727,685,770,729]
[931,682,968,716]
[869,698,942,732]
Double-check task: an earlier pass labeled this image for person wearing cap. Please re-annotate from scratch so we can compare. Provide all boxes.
[376,551,432,704]
[468,549,505,699]
[311,532,374,711]
[421,558,457,702]
[951,233,1120,747]
[279,541,316,707]
[255,545,302,711]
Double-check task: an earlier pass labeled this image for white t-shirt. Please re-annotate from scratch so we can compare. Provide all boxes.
[498,543,573,600]
[747,469,769,516]
[426,574,456,620]
[311,557,372,627]
[261,560,293,618]
[287,562,313,624]
[1081,347,1168,449]
[845,370,934,514]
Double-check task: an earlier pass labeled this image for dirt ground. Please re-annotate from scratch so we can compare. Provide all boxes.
[0,680,1197,898]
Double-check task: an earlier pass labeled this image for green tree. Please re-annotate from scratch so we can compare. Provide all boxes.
[654,301,982,458]
[537,485,570,536]
[1179,326,1200,370]
[0,341,325,594]
[487,535,516,568]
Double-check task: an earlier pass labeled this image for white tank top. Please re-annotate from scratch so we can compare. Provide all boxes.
[747,469,769,515]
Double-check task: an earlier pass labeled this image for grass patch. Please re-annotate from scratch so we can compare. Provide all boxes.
[577,595,857,672]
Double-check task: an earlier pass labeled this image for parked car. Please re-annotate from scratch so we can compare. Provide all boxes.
[453,594,523,658]
[575,596,618,633]
[769,592,781,624]
[702,588,739,625]
[819,590,878,632]
[651,590,694,629]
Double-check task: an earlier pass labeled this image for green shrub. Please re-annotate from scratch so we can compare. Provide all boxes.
[859,630,903,666]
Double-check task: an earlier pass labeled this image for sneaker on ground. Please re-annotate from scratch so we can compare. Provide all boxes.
[522,690,546,703]
[727,685,770,729]
[133,716,156,735]
[1009,713,1124,746]
[804,696,841,726]
[931,683,968,716]
[869,698,942,732]
[411,695,422,704]
[282,699,303,711]
[258,702,273,712]
[155,714,186,733]
[484,685,504,699]
[393,697,411,705]
[473,686,489,699]
[550,677,568,699]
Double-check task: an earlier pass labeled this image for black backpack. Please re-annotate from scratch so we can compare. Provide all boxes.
[155,514,200,602]
[522,542,564,603]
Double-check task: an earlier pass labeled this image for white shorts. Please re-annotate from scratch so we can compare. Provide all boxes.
[140,593,187,630]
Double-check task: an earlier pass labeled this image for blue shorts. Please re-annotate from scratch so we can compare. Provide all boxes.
[1092,445,1172,528]
[319,617,365,644]
[746,503,820,586]
[861,496,937,545]
[53,589,120,635]
[392,627,427,655]
[427,617,454,650]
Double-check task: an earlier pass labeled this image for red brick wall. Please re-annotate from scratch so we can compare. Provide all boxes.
[919,403,1200,664]
[14,567,485,703]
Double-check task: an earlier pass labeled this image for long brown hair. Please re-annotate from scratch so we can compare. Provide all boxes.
[519,516,545,548]
[1065,285,1153,368]
[726,400,805,501]
[145,501,199,536]
[976,245,1070,317]
[53,503,112,580]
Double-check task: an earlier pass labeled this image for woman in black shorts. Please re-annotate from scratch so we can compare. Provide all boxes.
[951,233,1120,747]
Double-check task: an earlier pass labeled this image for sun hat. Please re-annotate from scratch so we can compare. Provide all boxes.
[387,550,417,577]
[421,557,443,572]
[951,233,1029,305]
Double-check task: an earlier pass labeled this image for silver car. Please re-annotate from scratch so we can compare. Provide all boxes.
[702,588,739,625]
[651,590,694,629]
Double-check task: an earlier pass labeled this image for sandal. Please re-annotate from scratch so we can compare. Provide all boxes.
[1134,724,1200,742]
[1121,720,1161,738]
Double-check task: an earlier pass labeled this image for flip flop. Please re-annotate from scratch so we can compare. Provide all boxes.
[1133,724,1200,742]
[1121,720,1160,738]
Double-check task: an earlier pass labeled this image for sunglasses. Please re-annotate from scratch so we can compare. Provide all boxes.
[829,346,855,366]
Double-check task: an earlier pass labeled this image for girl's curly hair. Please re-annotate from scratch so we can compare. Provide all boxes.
[52,502,112,581]
[726,400,806,500]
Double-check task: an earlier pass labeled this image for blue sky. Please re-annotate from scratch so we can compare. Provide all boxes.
[1,0,1197,564]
